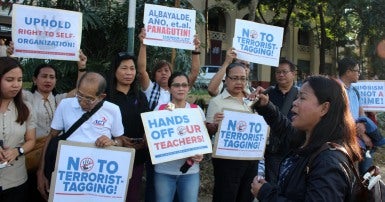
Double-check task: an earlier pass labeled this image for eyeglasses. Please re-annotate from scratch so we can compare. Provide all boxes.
[118,52,133,58]
[75,91,98,104]
[275,70,292,75]
[227,76,247,82]
[171,83,189,88]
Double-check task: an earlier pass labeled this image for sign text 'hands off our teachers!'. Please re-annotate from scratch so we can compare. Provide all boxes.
[143,4,196,50]
[232,19,284,67]
[48,141,135,202]
[213,109,269,160]
[141,108,212,164]
[12,4,82,61]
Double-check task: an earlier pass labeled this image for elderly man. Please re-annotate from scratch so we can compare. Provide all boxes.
[36,72,124,200]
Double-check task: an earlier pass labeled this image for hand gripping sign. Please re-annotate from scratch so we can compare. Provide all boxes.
[212,109,269,160]
[141,108,212,164]
[48,141,135,202]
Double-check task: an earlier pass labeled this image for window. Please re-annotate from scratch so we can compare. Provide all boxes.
[298,29,310,46]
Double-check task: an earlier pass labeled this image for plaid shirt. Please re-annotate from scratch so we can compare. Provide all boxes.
[148,82,161,111]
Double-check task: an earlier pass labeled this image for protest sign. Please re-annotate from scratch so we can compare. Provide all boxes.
[232,19,283,67]
[12,4,82,61]
[143,3,196,50]
[212,109,269,160]
[141,108,212,164]
[48,141,135,202]
[352,80,385,112]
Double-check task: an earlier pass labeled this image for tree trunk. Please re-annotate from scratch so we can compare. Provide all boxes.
[318,3,326,74]
[248,0,257,21]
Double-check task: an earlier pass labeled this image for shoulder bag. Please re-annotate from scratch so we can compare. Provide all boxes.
[307,142,385,202]
[44,100,104,181]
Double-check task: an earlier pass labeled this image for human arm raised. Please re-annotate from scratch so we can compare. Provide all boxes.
[137,28,151,90]
[67,50,87,97]
[188,35,201,86]
[207,48,236,96]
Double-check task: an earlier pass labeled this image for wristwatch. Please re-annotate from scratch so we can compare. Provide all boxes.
[16,147,24,156]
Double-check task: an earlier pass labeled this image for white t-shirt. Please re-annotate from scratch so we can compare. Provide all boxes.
[154,102,206,175]
[143,81,171,108]
[51,97,124,143]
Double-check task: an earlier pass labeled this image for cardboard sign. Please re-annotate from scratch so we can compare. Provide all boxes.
[232,19,283,67]
[212,109,269,160]
[48,141,135,202]
[143,3,196,50]
[352,80,385,112]
[12,4,82,61]
[141,108,212,164]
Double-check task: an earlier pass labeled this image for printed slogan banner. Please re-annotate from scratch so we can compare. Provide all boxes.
[232,19,283,67]
[212,109,269,160]
[352,80,385,112]
[12,4,82,61]
[141,108,212,164]
[143,4,196,50]
[48,141,135,202]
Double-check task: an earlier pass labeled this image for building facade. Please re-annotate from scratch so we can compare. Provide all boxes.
[189,0,336,87]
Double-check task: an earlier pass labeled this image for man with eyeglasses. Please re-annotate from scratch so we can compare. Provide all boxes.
[338,57,375,175]
[207,48,254,97]
[261,58,299,185]
[37,72,124,200]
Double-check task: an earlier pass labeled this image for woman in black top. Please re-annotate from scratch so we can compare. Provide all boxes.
[106,52,149,202]
[251,75,362,201]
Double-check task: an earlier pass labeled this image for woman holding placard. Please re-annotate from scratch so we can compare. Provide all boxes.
[205,62,257,202]
[250,75,362,201]
[153,72,204,202]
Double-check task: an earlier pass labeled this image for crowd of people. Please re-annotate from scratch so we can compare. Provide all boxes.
[0,28,381,202]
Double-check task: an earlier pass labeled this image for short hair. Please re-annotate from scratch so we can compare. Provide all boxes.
[151,60,172,81]
[338,57,358,77]
[168,72,189,88]
[77,72,107,96]
[279,59,296,72]
[225,62,246,76]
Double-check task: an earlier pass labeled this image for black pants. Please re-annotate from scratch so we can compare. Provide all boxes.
[27,170,46,202]
[0,182,28,202]
[145,162,156,202]
[212,158,257,202]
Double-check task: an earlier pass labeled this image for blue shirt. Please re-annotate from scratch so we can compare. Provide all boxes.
[345,85,361,120]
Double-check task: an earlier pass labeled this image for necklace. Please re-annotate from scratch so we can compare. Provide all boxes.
[2,113,4,135]
[1,112,7,145]
[43,98,54,123]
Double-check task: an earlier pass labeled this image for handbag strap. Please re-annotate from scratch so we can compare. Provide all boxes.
[307,142,365,188]
[59,100,105,140]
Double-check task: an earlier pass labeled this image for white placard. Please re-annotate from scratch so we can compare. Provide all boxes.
[12,4,82,61]
[352,80,385,112]
[212,109,269,160]
[141,108,212,164]
[48,141,135,202]
[232,19,283,67]
[143,3,196,50]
